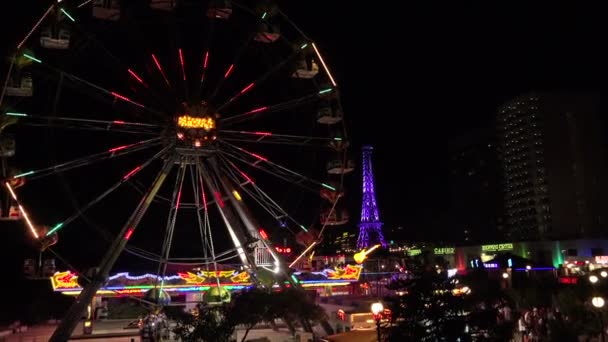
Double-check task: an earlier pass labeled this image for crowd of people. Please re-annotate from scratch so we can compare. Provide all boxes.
[140,310,170,342]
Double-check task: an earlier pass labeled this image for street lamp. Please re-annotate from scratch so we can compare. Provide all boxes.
[371,302,384,342]
[592,296,605,342]
[601,271,608,278]
[591,275,600,284]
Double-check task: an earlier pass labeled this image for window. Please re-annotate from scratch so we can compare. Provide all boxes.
[591,248,604,257]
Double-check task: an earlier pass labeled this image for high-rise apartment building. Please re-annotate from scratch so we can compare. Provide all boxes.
[497,92,608,240]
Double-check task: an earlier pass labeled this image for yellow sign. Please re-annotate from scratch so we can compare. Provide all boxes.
[481,243,513,252]
[51,271,79,290]
[326,265,362,280]
[434,247,455,255]
[353,244,381,264]
[177,115,215,130]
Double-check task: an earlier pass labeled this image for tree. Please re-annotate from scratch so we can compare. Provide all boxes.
[173,304,235,342]
[384,255,468,341]
[230,289,273,342]
[172,287,328,341]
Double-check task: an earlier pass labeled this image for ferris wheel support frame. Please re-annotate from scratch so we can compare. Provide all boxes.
[49,155,176,342]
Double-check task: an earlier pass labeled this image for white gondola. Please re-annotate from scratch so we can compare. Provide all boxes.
[320,208,349,226]
[0,204,22,220]
[254,23,280,43]
[317,105,343,125]
[207,0,232,19]
[327,158,355,175]
[42,259,57,277]
[150,0,176,11]
[40,27,71,50]
[93,0,120,21]
[5,73,33,97]
[0,135,15,157]
[23,259,37,277]
[292,55,319,79]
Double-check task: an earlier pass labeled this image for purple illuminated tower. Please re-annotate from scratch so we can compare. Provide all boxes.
[357,146,387,249]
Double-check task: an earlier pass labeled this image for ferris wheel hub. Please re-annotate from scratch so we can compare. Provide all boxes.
[174,102,219,152]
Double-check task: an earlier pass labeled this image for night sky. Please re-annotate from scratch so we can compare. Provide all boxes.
[1,2,607,279]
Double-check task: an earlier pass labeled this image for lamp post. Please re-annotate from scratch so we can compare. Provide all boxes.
[592,296,605,342]
[371,302,384,342]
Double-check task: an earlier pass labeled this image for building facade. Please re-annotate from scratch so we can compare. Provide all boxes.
[497,92,608,240]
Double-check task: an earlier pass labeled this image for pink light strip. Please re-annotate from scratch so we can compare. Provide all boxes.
[243,106,269,116]
[239,82,255,95]
[224,64,234,78]
[123,166,141,180]
[111,91,145,108]
[152,54,171,86]
[128,69,145,85]
[108,145,129,153]
[179,48,186,81]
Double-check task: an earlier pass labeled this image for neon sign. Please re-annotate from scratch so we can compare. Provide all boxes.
[481,243,513,252]
[275,246,292,254]
[407,249,422,256]
[51,271,79,290]
[434,247,455,255]
[177,115,215,130]
[326,265,362,280]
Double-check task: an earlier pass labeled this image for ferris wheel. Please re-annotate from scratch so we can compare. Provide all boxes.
[1,0,353,338]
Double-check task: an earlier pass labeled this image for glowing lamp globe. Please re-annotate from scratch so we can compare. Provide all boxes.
[592,296,605,308]
[590,275,599,284]
[371,302,384,316]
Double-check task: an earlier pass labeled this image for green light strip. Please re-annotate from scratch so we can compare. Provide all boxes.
[23,53,42,64]
[321,183,336,191]
[47,222,64,236]
[13,170,34,178]
[60,8,75,22]
[261,12,267,20]
[318,88,333,95]
[6,112,27,117]
[299,224,308,232]
[300,43,308,50]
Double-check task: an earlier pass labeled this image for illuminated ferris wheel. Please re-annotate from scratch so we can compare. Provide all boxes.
[0,0,353,338]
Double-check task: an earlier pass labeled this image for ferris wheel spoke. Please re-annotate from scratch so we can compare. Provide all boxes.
[215,47,305,112]
[219,156,307,233]
[61,10,176,113]
[219,89,330,126]
[221,130,333,147]
[156,160,187,290]
[22,54,166,118]
[218,144,322,194]
[207,33,254,104]
[189,160,209,262]
[46,145,172,236]
[5,112,162,135]
[50,154,176,342]
[16,4,55,50]
[8,137,162,182]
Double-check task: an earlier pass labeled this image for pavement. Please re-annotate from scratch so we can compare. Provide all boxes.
[1,320,140,342]
[324,329,377,342]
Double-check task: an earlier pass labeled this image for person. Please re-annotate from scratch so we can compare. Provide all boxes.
[140,313,159,342]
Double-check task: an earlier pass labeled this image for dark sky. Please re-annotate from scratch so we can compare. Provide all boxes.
[1,1,607,273]
[283,2,607,234]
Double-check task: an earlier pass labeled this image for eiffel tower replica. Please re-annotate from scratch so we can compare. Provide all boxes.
[357,146,387,249]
